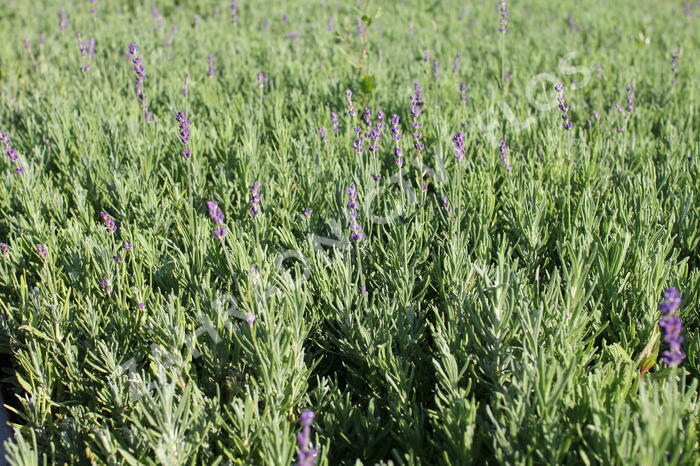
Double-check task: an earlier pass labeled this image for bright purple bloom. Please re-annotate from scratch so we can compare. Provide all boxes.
[36,243,47,257]
[206,200,228,237]
[249,182,261,216]
[658,287,685,366]
[138,302,146,309]
[128,43,153,121]
[113,256,123,263]
[390,114,401,142]
[297,410,318,466]
[372,174,381,181]
[176,111,191,157]
[207,201,224,224]
[99,211,118,233]
[318,127,327,141]
[352,126,364,154]
[659,287,681,315]
[304,207,312,217]
[123,241,133,250]
[0,243,9,254]
[452,132,465,160]
[362,107,372,127]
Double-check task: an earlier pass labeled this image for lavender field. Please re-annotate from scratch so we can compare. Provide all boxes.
[0,0,699,464]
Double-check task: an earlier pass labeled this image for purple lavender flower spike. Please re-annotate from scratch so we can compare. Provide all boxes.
[297,410,318,466]
[671,49,680,73]
[498,139,512,173]
[99,211,118,233]
[123,241,133,250]
[99,279,112,293]
[318,127,328,141]
[176,111,192,157]
[207,201,225,224]
[36,243,47,257]
[499,1,509,33]
[138,302,146,309]
[206,200,228,237]
[230,0,238,24]
[452,132,465,160]
[658,287,685,366]
[304,207,313,217]
[362,107,372,127]
[441,194,452,216]
[658,286,681,315]
[0,242,9,254]
[331,112,340,132]
[346,89,356,117]
[625,84,635,113]
[249,182,261,216]
[207,54,216,77]
[128,43,153,121]
[555,83,573,130]
[459,83,469,103]
[60,7,68,32]
[346,183,364,241]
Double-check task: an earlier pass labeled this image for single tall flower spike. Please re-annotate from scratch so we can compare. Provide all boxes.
[297,410,318,466]
[249,182,261,216]
[346,183,364,241]
[176,111,192,157]
[499,1,509,33]
[128,43,154,121]
[658,287,685,366]
[346,89,356,117]
[452,132,465,160]
[207,54,216,77]
[498,139,512,173]
[459,83,469,103]
[555,82,573,130]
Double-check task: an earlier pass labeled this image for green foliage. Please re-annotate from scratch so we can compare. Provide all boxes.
[0,0,699,464]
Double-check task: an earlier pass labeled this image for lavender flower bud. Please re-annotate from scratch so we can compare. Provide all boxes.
[99,211,118,233]
[249,182,261,216]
